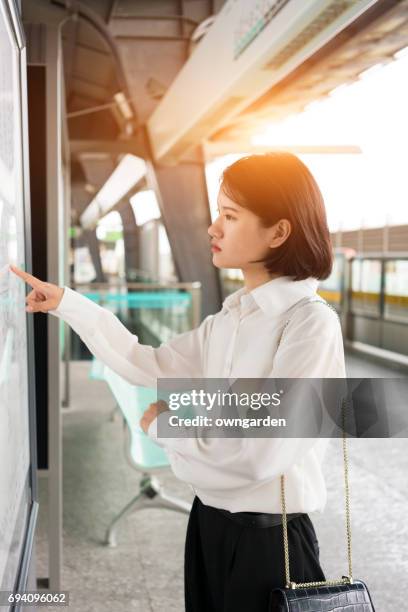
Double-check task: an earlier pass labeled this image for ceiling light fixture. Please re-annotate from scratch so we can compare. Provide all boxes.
[80,155,146,229]
[114,91,134,120]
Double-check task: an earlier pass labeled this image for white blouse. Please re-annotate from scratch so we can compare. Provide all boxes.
[49,275,346,514]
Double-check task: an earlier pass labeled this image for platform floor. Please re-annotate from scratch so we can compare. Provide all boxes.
[35,355,408,611]
[345,348,408,377]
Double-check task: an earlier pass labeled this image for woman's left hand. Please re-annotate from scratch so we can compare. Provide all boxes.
[140,400,169,434]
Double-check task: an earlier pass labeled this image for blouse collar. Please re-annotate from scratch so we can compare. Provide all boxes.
[221,276,319,318]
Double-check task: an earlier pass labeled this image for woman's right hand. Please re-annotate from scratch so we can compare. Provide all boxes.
[9,265,65,313]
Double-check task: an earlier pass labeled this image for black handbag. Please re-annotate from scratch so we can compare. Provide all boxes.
[269,299,376,611]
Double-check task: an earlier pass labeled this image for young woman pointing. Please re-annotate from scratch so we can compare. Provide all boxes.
[11,153,346,612]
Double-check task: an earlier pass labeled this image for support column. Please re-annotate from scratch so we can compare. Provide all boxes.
[82,228,106,283]
[27,21,64,592]
[45,24,63,592]
[147,157,222,319]
[118,203,141,281]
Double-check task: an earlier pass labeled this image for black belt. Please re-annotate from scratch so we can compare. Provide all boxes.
[215,508,305,528]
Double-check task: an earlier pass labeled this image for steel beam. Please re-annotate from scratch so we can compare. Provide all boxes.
[70,138,145,156]
[147,156,222,319]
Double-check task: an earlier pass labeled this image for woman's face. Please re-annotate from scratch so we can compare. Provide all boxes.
[208,188,289,272]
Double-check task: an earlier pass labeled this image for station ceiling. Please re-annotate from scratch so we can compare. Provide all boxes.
[22,0,408,214]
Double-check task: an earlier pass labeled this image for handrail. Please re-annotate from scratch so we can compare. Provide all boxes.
[73,281,202,290]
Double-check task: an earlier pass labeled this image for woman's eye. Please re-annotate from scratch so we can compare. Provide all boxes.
[215,208,235,220]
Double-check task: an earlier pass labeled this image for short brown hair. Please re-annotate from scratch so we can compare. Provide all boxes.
[221,152,333,280]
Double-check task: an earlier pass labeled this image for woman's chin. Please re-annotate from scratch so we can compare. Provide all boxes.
[212,256,225,269]
[212,254,236,269]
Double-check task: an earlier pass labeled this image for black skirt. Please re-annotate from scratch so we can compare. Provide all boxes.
[184,496,326,612]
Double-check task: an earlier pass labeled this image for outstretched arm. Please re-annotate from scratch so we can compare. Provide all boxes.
[10,265,212,386]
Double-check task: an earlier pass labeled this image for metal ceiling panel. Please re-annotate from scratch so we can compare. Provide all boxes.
[147,0,379,162]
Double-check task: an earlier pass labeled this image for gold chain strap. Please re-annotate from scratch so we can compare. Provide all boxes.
[280,398,352,589]
[277,298,353,589]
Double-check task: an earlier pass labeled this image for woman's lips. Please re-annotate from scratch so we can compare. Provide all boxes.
[211,245,221,252]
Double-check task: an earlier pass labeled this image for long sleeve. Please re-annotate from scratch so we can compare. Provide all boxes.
[49,286,214,386]
[147,301,346,490]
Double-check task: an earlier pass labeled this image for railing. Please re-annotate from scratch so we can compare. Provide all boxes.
[62,281,202,408]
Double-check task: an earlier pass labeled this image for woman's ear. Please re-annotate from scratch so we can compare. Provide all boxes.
[269,219,291,248]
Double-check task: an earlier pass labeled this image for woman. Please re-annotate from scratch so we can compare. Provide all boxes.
[10,152,346,612]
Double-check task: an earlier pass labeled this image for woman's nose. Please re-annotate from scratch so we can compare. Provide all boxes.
[208,218,222,239]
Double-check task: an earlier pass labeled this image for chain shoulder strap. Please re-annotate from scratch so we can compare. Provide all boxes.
[277,297,353,589]
[278,297,340,347]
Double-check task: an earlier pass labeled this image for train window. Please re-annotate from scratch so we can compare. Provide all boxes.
[351,258,381,316]
[384,260,408,322]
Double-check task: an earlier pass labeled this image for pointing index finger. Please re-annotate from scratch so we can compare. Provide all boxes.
[9,265,43,289]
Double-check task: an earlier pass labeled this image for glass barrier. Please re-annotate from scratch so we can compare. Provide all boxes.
[70,282,201,359]
[384,259,408,322]
[317,252,344,310]
[350,258,382,316]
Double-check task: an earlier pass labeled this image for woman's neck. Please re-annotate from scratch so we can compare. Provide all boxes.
[242,269,282,292]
